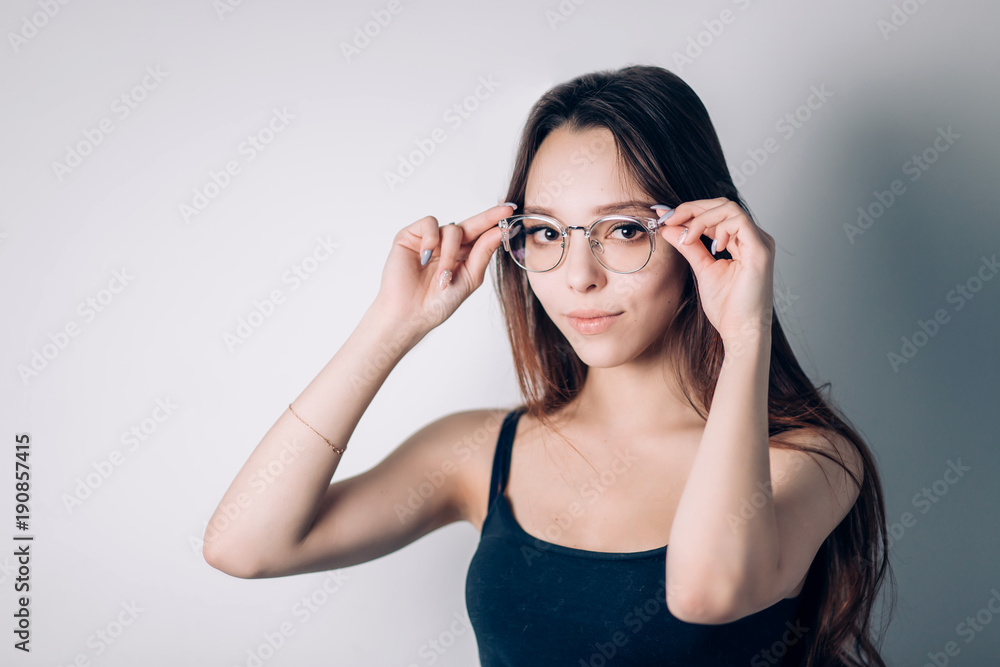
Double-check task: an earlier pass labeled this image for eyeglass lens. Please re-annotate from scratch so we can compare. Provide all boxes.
[507,217,652,272]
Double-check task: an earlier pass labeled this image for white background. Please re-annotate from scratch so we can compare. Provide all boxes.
[2,0,999,665]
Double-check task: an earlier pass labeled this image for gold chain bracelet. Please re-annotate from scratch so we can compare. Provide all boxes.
[287,403,346,455]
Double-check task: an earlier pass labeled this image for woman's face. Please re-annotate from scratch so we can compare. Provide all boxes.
[522,125,688,368]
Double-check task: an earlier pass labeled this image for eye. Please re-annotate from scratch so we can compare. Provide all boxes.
[524,225,561,243]
[607,221,645,241]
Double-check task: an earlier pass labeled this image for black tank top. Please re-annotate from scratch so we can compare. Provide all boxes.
[465,407,808,666]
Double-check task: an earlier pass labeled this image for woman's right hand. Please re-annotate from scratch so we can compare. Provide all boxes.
[371,202,517,341]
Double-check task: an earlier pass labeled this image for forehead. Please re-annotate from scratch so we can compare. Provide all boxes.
[525,126,644,213]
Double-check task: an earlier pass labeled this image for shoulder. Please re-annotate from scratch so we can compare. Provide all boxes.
[723,426,868,609]
[424,407,512,450]
[415,407,516,525]
[768,425,865,505]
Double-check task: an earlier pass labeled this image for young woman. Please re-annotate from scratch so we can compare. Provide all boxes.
[205,64,895,666]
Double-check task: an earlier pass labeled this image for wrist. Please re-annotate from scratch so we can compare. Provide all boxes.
[361,300,425,354]
[721,324,770,360]
[721,315,771,347]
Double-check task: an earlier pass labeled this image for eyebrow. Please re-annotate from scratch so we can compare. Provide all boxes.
[522,200,655,217]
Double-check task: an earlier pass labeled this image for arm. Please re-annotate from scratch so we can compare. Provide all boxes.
[653,198,862,624]
[202,300,420,577]
[665,331,863,624]
[202,204,511,579]
[203,298,506,579]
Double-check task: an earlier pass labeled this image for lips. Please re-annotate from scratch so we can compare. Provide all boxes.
[565,310,623,335]
[566,309,621,319]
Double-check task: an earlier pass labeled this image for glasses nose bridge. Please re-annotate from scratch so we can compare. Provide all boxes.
[503,215,657,274]
[560,222,608,274]
[563,223,594,248]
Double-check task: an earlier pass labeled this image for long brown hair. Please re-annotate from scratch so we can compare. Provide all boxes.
[490,64,896,666]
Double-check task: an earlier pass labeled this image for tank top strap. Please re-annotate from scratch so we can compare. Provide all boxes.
[487,407,526,511]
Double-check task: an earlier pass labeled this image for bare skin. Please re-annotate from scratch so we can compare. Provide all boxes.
[460,406,807,599]
[203,126,838,612]
[201,204,510,579]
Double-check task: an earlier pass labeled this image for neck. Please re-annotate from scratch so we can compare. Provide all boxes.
[563,354,703,438]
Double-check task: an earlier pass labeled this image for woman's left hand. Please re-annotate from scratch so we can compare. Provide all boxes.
[654,198,776,344]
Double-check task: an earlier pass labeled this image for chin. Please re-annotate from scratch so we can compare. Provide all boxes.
[560,334,642,369]
[566,350,621,369]
[562,325,666,369]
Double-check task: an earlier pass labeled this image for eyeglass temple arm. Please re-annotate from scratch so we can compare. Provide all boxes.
[644,216,667,251]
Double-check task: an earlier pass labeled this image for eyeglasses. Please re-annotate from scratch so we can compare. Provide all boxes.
[498,214,667,273]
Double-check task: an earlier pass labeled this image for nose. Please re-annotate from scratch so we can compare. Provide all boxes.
[562,226,606,291]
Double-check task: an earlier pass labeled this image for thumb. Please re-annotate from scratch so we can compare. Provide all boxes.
[463,226,505,287]
[661,223,714,276]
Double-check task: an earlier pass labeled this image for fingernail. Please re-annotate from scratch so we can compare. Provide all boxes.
[710,238,718,255]
[439,269,452,290]
[421,249,431,266]
[499,201,518,210]
[678,227,689,243]
[651,204,672,213]
[656,210,674,224]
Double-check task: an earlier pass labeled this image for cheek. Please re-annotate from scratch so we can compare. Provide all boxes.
[648,254,687,294]
[526,276,556,313]
[615,270,685,323]
[526,275,541,300]
[610,271,668,304]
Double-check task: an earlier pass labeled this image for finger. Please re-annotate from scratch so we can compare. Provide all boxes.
[706,212,753,258]
[677,200,742,247]
[437,223,464,288]
[437,202,515,288]
[652,198,726,225]
[652,203,706,245]
[654,204,699,250]
[713,225,732,257]
[707,218,740,261]
[460,201,518,238]
[462,226,505,289]
[653,197,731,234]
[661,220,717,276]
[712,209,774,258]
[411,216,441,266]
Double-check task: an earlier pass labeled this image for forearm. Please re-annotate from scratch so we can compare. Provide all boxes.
[666,331,777,615]
[203,300,421,567]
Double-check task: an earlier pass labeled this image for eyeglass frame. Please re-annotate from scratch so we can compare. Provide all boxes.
[498,213,669,274]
